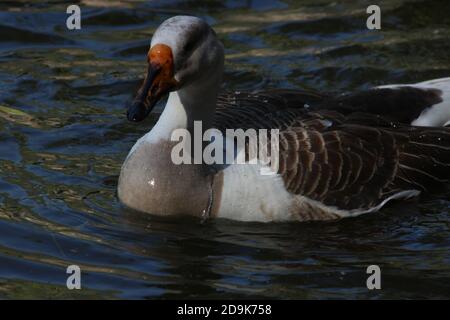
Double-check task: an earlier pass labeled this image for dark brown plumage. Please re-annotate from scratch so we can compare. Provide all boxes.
[213,88,450,212]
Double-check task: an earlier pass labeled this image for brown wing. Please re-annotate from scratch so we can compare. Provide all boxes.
[214,88,327,131]
[216,89,450,210]
[214,86,444,128]
[278,116,450,211]
[213,89,450,212]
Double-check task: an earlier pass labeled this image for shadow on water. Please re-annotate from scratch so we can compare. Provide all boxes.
[0,0,449,299]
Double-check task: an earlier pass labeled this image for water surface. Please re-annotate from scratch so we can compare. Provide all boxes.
[0,0,449,299]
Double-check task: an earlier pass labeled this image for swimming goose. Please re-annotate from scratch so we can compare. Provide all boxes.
[118,16,450,222]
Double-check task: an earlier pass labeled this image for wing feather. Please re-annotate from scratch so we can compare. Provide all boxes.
[213,89,450,212]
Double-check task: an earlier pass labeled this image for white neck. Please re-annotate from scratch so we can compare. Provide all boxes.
[147,71,222,142]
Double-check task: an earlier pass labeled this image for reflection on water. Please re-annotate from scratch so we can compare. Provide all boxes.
[0,0,449,299]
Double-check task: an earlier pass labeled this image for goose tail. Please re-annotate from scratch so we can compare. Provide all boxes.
[377,77,450,127]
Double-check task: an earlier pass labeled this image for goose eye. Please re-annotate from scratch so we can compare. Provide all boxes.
[182,40,195,55]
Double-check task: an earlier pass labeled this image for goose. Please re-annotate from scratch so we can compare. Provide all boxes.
[118,15,450,222]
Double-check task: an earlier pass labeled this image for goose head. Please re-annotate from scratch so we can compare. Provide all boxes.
[127,15,224,122]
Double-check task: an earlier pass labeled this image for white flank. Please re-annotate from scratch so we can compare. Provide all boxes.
[301,189,421,219]
[216,164,296,222]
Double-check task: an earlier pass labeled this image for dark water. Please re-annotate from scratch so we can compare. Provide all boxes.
[0,0,449,299]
